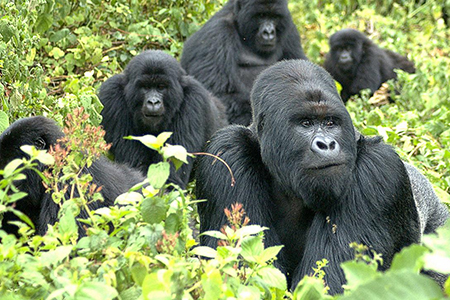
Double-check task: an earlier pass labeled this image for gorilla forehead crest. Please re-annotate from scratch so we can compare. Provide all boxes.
[329,28,365,45]
[251,60,342,116]
[124,50,185,80]
[0,116,62,148]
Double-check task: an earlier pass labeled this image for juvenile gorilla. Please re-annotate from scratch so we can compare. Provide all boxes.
[0,116,144,237]
[195,60,449,294]
[99,50,226,189]
[181,0,307,126]
[324,28,415,102]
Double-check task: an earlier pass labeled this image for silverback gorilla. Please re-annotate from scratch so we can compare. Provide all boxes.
[0,116,144,237]
[324,28,415,102]
[195,60,449,294]
[99,50,227,189]
[181,0,307,126]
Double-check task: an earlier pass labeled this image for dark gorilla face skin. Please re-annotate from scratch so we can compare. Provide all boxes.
[123,51,184,133]
[235,0,289,56]
[252,60,357,211]
[328,29,364,73]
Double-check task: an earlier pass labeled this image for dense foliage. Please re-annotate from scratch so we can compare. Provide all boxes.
[0,0,449,299]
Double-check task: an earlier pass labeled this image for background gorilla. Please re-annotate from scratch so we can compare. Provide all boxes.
[0,116,144,237]
[195,60,449,294]
[181,0,307,126]
[324,28,416,103]
[99,50,227,189]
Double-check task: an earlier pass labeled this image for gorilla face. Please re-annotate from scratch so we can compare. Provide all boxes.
[328,29,365,73]
[124,50,185,133]
[252,60,357,211]
[235,0,289,55]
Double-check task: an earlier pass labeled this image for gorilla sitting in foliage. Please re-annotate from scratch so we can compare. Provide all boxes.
[99,50,227,189]
[324,28,415,102]
[181,0,307,126]
[195,60,449,294]
[0,116,144,237]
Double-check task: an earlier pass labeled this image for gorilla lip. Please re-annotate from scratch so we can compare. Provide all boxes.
[308,162,345,170]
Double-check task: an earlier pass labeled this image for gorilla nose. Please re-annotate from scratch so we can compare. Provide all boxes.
[311,136,340,158]
[339,52,352,64]
[147,98,161,105]
[262,23,276,42]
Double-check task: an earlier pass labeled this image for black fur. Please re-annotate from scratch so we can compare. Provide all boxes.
[324,29,415,102]
[181,0,307,126]
[99,50,227,188]
[0,116,144,237]
[195,60,429,294]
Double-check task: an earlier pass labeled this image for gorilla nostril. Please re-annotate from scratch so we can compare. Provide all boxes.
[329,141,336,150]
[316,141,328,150]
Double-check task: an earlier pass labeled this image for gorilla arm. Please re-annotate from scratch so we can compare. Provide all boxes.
[195,125,282,249]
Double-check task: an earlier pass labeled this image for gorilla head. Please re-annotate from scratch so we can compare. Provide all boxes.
[234,0,290,56]
[123,50,185,133]
[327,29,366,73]
[0,117,63,232]
[251,60,357,210]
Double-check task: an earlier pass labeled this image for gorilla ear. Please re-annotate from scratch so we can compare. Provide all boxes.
[34,137,46,150]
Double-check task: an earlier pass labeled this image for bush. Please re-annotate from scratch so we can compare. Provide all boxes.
[0,0,449,298]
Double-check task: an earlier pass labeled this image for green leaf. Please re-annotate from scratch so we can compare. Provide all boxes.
[7,192,28,204]
[131,262,147,286]
[74,282,118,300]
[259,245,283,262]
[340,271,443,300]
[191,246,217,258]
[142,272,169,300]
[257,267,287,290]
[48,47,65,59]
[390,244,428,272]
[292,276,330,300]
[156,132,172,146]
[141,196,167,224]
[241,236,264,262]
[40,246,73,267]
[36,150,55,165]
[201,230,227,240]
[147,162,170,189]
[126,133,170,151]
[0,110,9,132]
[2,159,24,178]
[236,225,267,238]
[237,286,260,299]
[115,191,144,205]
[164,213,180,233]
[161,144,188,164]
[59,204,78,237]
[201,269,222,300]
[35,14,53,34]
[422,221,450,273]
[341,261,379,290]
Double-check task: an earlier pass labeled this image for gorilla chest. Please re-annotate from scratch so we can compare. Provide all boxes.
[272,193,314,267]
[237,51,279,90]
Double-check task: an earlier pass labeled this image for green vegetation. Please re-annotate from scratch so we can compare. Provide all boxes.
[0,0,449,299]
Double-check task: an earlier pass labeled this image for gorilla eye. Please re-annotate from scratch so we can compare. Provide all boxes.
[300,119,313,127]
[156,84,166,90]
[34,137,46,150]
[325,118,337,127]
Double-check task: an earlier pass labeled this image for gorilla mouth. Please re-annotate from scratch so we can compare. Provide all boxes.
[308,162,345,170]
[143,112,164,118]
